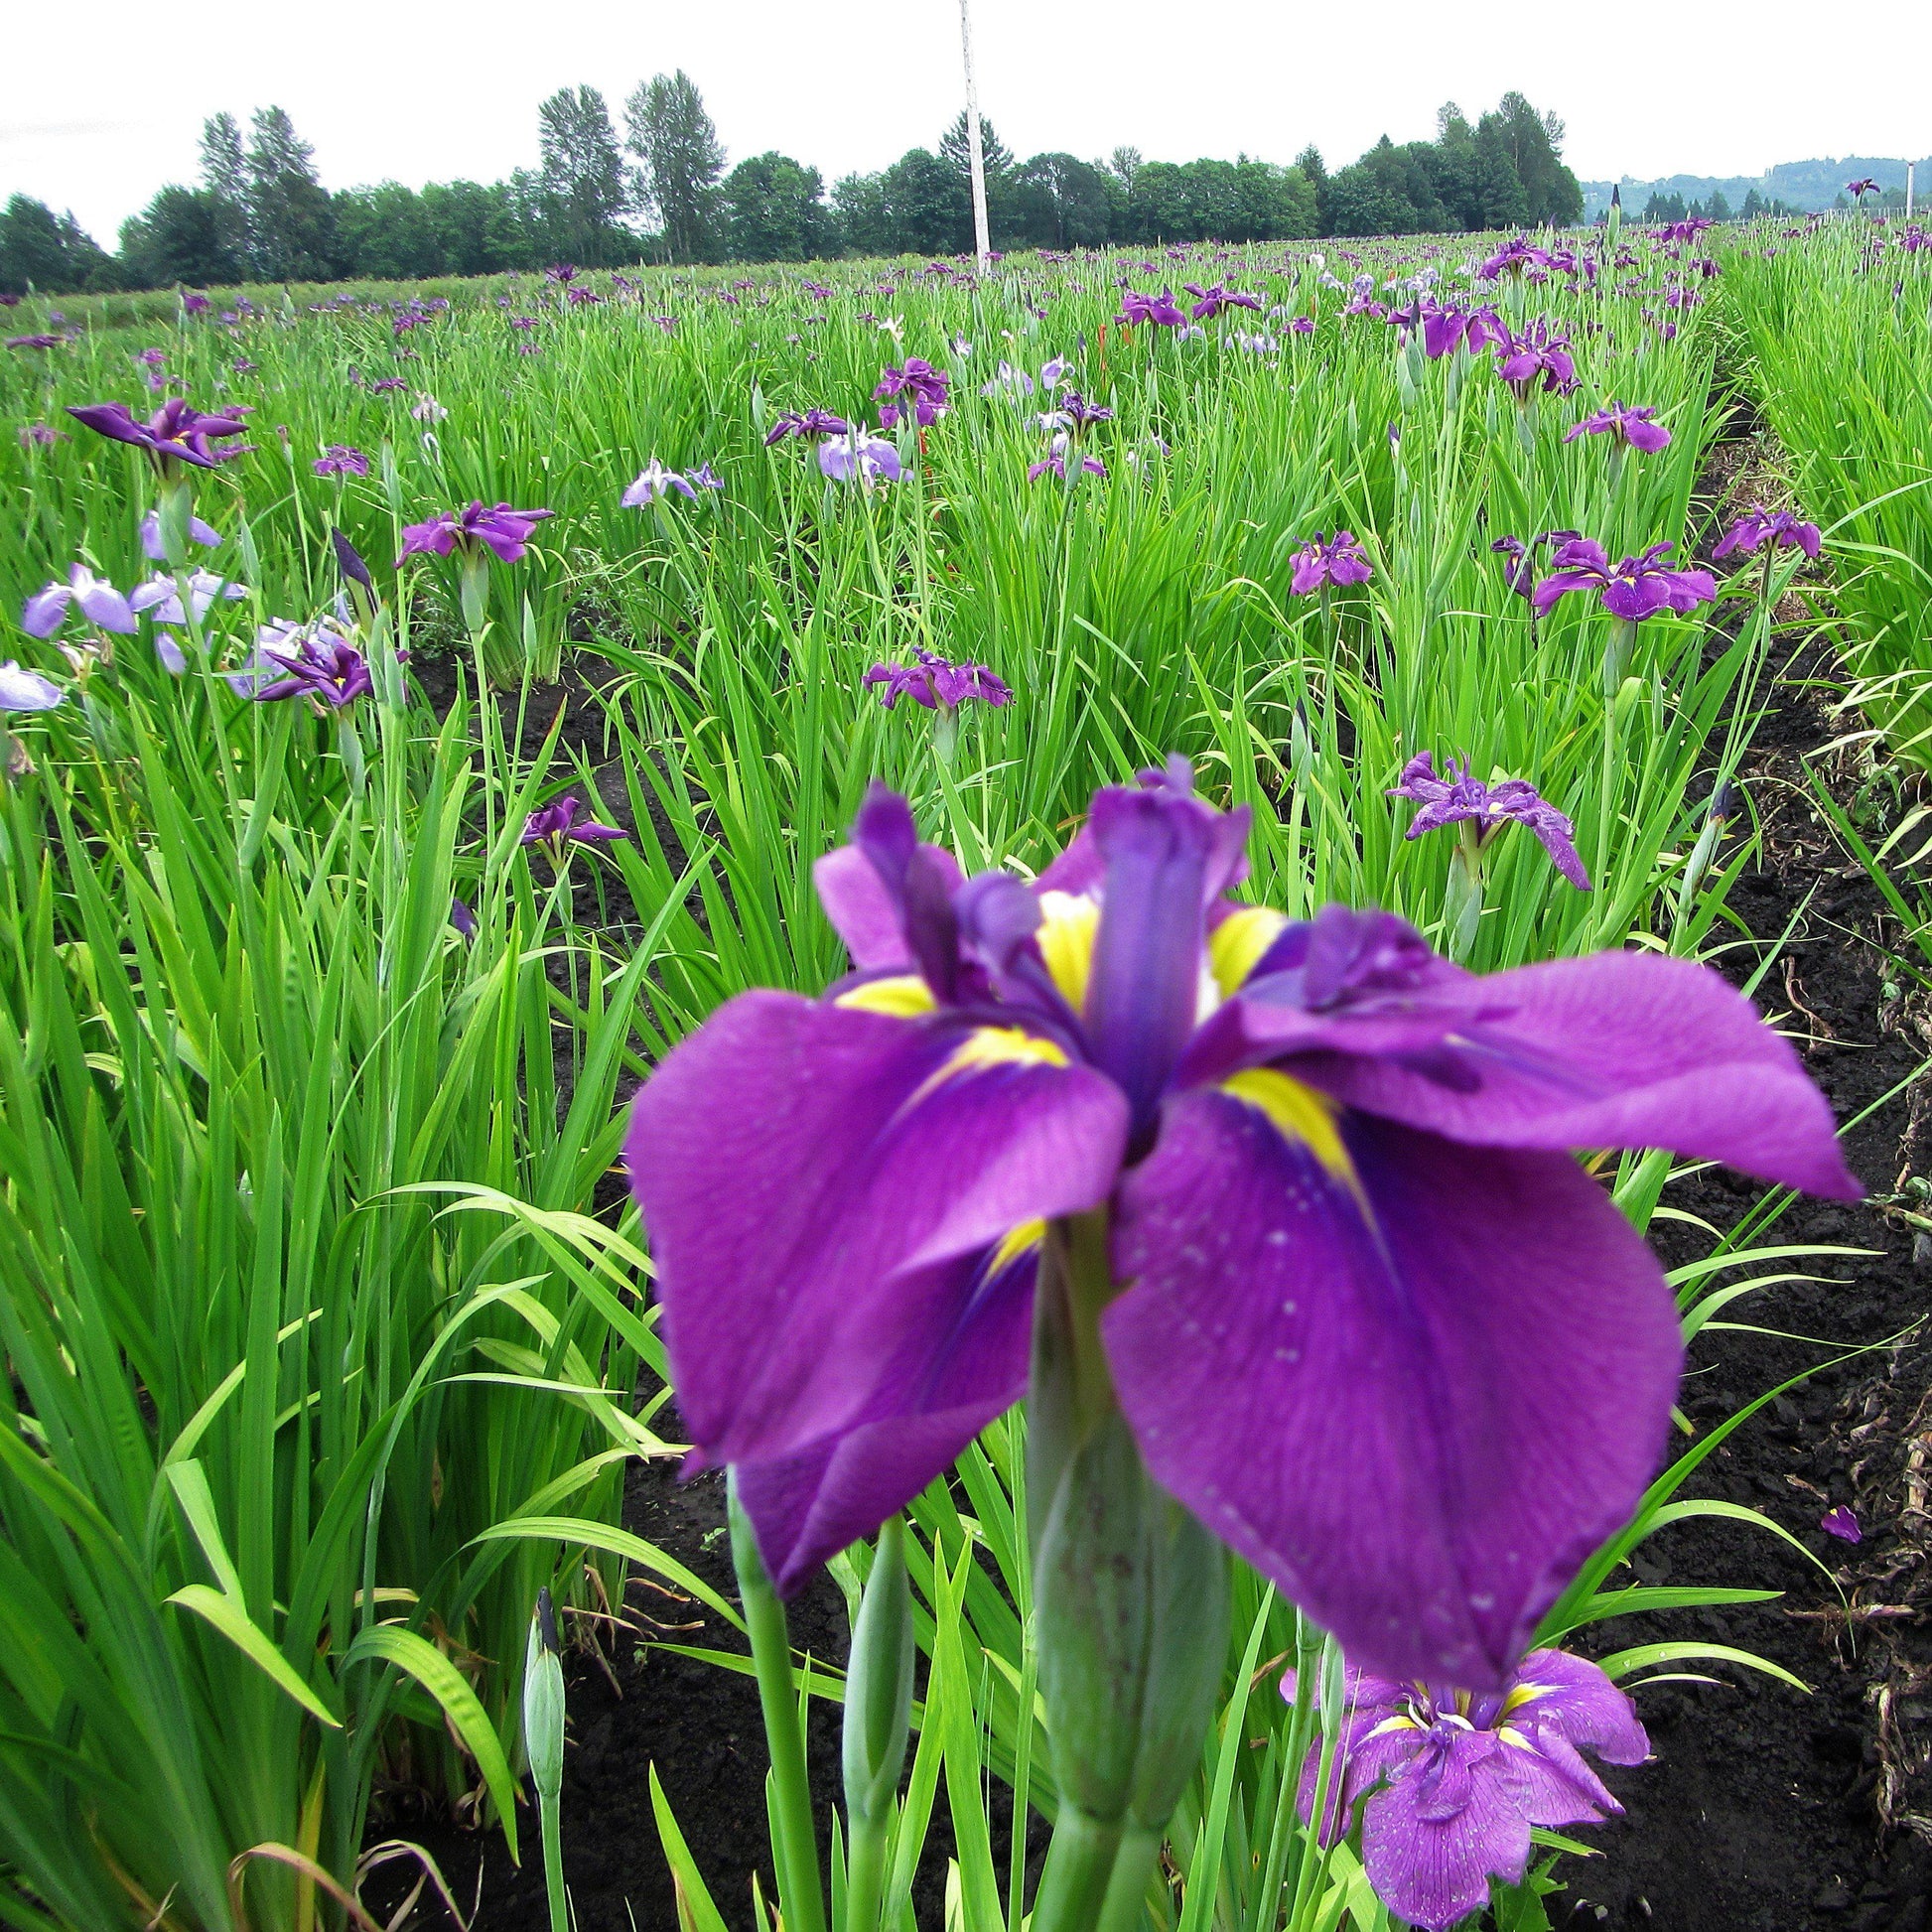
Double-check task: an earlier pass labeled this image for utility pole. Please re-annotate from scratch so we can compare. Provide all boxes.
[957,0,992,268]
[1908,163,1915,218]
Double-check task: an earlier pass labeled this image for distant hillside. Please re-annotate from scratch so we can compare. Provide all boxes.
[1582,156,1932,219]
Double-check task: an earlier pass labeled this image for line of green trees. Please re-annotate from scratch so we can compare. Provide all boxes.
[1,81,1581,296]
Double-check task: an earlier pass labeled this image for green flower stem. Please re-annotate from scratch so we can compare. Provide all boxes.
[1030,1807,1123,1932]
[841,1814,890,1932]
[1093,1827,1164,1932]
[729,1473,828,1932]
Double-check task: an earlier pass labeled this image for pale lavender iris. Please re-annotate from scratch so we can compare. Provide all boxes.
[139,510,222,561]
[1290,531,1374,596]
[622,459,699,506]
[622,760,1857,1684]
[863,647,1012,713]
[139,570,248,628]
[22,565,141,638]
[520,794,627,848]
[397,501,552,565]
[1713,507,1822,560]
[1288,1651,1649,1932]
[1531,540,1716,621]
[0,661,65,711]
[67,397,253,472]
[1391,753,1590,890]
[1564,402,1671,453]
[818,428,903,485]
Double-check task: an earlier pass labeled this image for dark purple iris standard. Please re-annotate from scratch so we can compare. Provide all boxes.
[1479,237,1555,280]
[520,795,626,850]
[875,359,950,430]
[224,619,380,707]
[764,408,852,447]
[1848,178,1879,203]
[1531,540,1716,622]
[1289,1651,1649,1931]
[1183,283,1263,320]
[397,501,552,566]
[1117,288,1186,328]
[1490,531,1579,601]
[1421,303,1504,359]
[1714,507,1822,560]
[1291,531,1374,596]
[1492,323,1579,400]
[864,648,1012,713]
[622,761,1856,1685]
[1564,402,1671,454]
[1392,753,1590,890]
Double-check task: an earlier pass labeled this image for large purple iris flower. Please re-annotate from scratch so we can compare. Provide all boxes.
[1290,531,1374,596]
[1392,753,1590,890]
[1493,324,1578,399]
[67,397,252,471]
[1117,288,1186,328]
[1289,1650,1648,1931]
[1421,303,1504,360]
[1714,507,1822,560]
[1532,539,1716,621]
[864,647,1012,713]
[622,762,1856,1685]
[1564,402,1671,453]
[397,501,552,565]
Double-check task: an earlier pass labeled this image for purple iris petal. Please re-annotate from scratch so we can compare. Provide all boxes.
[22,566,138,637]
[865,647,1012,713]
[1564,402,1671,453]
[818,429,902,485]
[1714,507,1822,561]
[67,397,252,470]
[139,510,223,561]
[1821,1504,1862,1543]
[0,660,65,711]
[398,500,552,566]
[622,459,699,506]
[520,795,626,846]
[1392,752,1590,890]
[1291,531,1374,596]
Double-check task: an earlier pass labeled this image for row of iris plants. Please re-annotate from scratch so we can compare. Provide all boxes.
[0,210,1880,1931]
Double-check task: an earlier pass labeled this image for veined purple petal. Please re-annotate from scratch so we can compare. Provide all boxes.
[21,585,70,638]
[815,832,966,973]
[1105,1092,1685,1687]
[624,990,1127,1486]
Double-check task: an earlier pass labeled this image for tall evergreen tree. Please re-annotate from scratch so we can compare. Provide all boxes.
[537,85,630,264]
[624,70,726,264]
[245,106,339,281]
[939,113,1014,182]
[199,112,253,277]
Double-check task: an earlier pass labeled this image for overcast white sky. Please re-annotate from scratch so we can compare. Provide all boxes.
[7,0,1929,244]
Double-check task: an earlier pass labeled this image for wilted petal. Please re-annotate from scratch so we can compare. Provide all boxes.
[1106,1090,1683,1688]
[625,990,1127,1479]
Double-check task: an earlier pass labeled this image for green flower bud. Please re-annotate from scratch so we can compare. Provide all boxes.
[843,1515,915,1830]
[523,1587,566,1805]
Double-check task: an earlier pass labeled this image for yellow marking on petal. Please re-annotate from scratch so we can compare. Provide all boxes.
[1499,1681,1553,1718]
[1210,905,1290,996]
[1219,1068,1356,1189]
[907,1025,1070,1110]
[835,974,938,1018]
[1035,891,1100,1014]
[1365,1715,1423,1739]
[1497,1725,1537,1751]
[986,1219,1046,1278]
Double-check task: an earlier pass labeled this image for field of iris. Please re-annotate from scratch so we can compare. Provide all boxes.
[1,208,1927,1932]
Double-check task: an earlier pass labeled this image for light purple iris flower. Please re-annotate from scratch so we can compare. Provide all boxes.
[0,661,65,711]
[314,445,370,478]
[1289,1650,1649,1931]
[22,565,143,638]
[67,397,253,472]
[1117,288,1186,328]
[1714,507,1822,560]
[520,794,627,849]
[139,509,223,561]
[622,459,698,506]
[1565,402,1671,453]
[764,408,852,447]
[397,501,552,566]
[1532,540,1716,622]
[863,648,1012,713]
[621,760,1857,1683]
[1392,753,1590,891]
[818,428,902,485]
[1290,531,1374,596]
[224,619,375,706]
[139,570,248,628]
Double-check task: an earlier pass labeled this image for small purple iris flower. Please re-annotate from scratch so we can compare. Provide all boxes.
[1183,283,1264,321]
[67,397,253,472]
[1848,178,1879,203]
[1117,288,1186,328]
[1822,1505,1863,1544]
[875,359,950,428]
[139,510,222,561]
[621,760,1857,1682]
[1060,391,1114,430]
[1532,540,1716,622]
[1492,324,1579,400]
[23,565,144,638]
[19,423,66,448]
[520,794,626,850]
[397,501,552,566]
[1290,531,1374,596]
[818,428,902,486]
[450,897,478,939]
[1478,237,1555,280]
[1491,531,1579,601]
[1391,753,1590,891]
[1713,507,1822,561]
[622,459,698,506]
[224,619,375,706]
[764,408,852,447]
[314,445,370,478]
[1288,1650,1649,1932]
[8,335,68,351]
[1565,402,1671,454]
[863,648,1012,714]
[0,661,65,711]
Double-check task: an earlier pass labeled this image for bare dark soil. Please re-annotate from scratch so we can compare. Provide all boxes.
[371,559,1932,1931]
